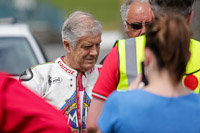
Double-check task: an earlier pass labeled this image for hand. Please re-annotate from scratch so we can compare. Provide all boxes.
[128,74,144,90]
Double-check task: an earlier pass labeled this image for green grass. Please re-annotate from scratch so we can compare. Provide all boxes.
[39,0,122,30]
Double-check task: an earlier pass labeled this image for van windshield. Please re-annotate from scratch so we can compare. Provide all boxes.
[0,37,38,75]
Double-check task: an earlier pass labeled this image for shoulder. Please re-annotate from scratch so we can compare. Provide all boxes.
[189,38,200,55]
[189,38,200,53]
[110,89,141,97]
[104,47,119,63]
[189,93,200,102]
[19,61,55,81]
[108,90,148,102]
[104,90,136,109]
[106,90,131,101]
[190,38,200,45]
[31,61,56,70]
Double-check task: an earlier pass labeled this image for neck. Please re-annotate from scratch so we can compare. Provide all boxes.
[64,56,71,68]
[63,56,84,74]
[145,69,190,97]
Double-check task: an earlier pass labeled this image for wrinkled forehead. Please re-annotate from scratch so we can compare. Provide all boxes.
[128,2,153,22]
[77,34,101,45]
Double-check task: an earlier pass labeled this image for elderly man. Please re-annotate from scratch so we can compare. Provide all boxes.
[20,11,102,133]
[87,0,200,132]
[100,0,153,64]
[120,0,153,38]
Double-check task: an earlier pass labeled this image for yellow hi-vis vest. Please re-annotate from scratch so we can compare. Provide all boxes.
[116,35,200,93]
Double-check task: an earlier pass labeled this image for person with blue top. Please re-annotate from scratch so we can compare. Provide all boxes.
[87,0,200,132]
[98,13,200,133]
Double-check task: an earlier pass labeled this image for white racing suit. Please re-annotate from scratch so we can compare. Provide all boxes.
[20,56,101,133]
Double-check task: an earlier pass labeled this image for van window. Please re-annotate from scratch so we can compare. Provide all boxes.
[0,37,38,75]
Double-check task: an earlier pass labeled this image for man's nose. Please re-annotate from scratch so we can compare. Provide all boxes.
[90,46,98,55]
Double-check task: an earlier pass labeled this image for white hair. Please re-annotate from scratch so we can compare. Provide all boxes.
[62,11,103,49]
[120,0,149,22]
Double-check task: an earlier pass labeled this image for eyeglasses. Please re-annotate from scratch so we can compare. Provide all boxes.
[126,21,150,30]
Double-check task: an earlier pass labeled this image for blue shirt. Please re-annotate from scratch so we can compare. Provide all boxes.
[98,89,200,133]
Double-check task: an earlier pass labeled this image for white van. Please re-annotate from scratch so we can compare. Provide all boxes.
[0,23,47,76]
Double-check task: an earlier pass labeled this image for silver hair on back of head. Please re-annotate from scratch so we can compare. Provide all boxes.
[120,0,149,22]
[62,11,103,49]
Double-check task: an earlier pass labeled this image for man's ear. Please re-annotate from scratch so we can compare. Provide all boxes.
[124,21,128,33]
[63,40,71,53]
[187,10,194,24]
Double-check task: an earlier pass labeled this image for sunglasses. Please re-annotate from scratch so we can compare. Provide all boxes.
[126,21,150,30]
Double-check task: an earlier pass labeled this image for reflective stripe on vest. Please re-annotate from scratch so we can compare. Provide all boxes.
[117,35,146,90]
[117,35,200,92]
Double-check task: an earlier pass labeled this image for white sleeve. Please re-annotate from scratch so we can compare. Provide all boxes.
[20,68,46,97]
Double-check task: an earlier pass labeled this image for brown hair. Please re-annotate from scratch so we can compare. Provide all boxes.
[145,13,192,85]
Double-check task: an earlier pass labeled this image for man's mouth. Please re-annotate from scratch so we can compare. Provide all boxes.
[86,58,96,63]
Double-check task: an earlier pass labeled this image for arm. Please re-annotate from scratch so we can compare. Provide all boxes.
[128,74,143,89]
[20,67,45,96]
[97,91,119,133]
[92,47,119,99]
[87,47,119,132]
[86,97,105,133]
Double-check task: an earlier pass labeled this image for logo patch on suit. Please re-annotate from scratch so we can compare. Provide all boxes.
[48,75,62,86]
[60,91,91,133]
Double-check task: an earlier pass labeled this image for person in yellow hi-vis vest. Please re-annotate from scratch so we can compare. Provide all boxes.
[87,0,199,132]
[120,0,153,38]
[117,35,200,92]
[98,13,200,133]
